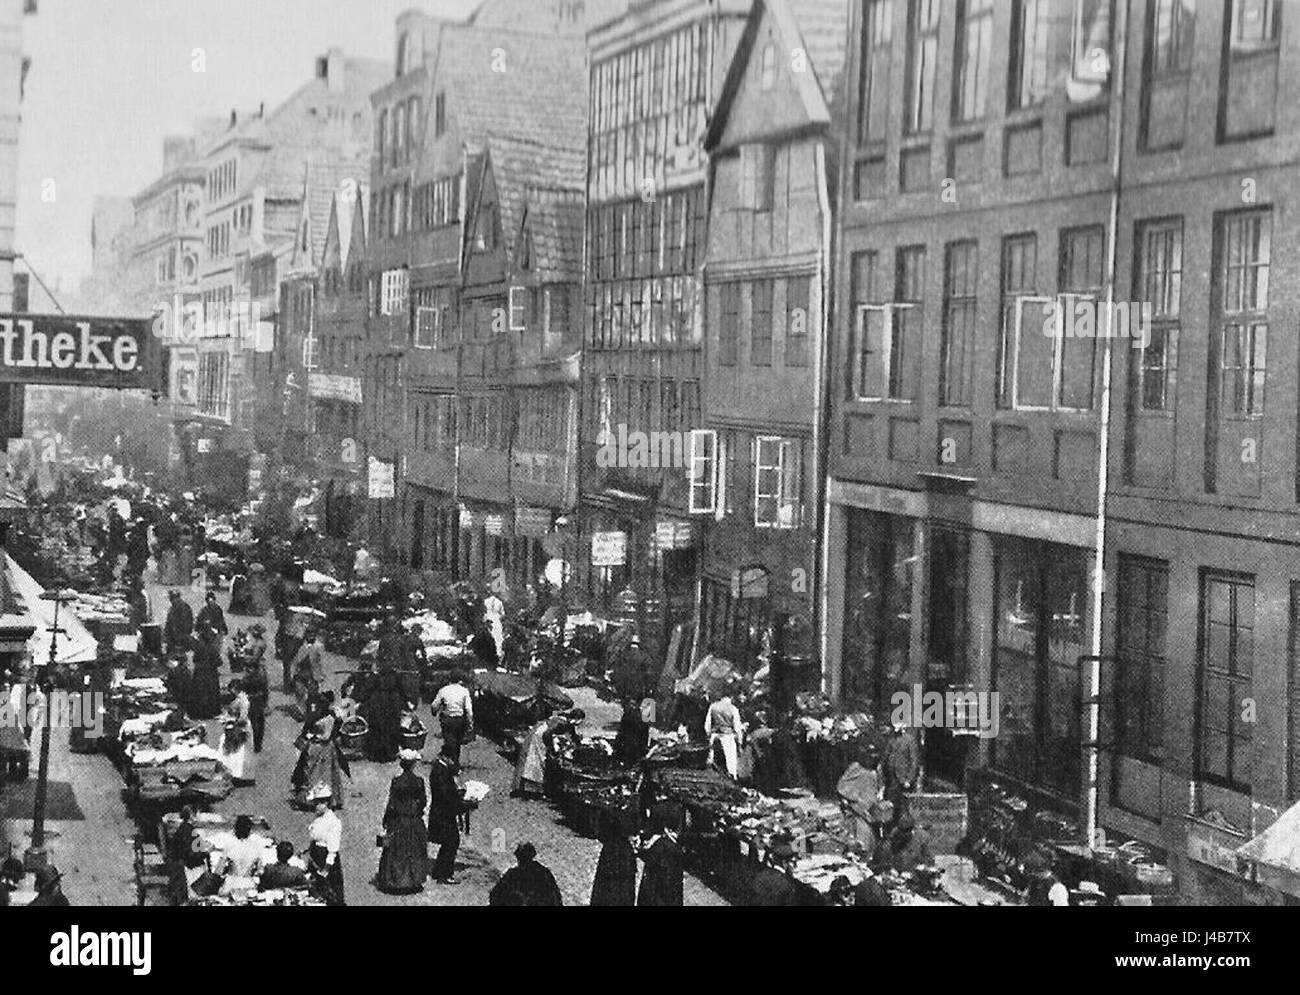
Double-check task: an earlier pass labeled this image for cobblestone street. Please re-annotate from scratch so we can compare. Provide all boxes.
[5,584,728,906]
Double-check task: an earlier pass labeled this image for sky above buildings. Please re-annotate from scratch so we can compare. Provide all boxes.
[15,0,481,299]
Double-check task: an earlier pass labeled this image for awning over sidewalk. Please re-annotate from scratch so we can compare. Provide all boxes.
[1236,801,1300,898]
[8,559,99,666]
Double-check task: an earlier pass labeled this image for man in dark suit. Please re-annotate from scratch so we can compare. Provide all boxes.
[259,842,309,890]
[195,591,228,642]
[427,747,468,884]
[490,842,563,906]
[163,590,194,657]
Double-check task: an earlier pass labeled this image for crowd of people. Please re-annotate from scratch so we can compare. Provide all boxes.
[6,468,741,908]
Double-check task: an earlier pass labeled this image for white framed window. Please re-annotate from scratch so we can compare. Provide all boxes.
[380,268,409,316]
[415,305,438,349]
[853,303,916,401]
[687,428,719,514]
[1009,293,1097,411]
[302,336,318,370]
[754,436,801,529]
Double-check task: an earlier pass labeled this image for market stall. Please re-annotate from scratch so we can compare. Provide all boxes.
[474,669,573,748]
[156,811,326,907]
[102,675,233,813]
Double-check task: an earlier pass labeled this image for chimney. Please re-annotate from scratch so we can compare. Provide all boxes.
[325,47,345,94]
[229,109,238,129]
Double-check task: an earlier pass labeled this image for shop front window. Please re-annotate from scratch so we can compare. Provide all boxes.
[841,510,915,712]
[992,537,1086,797]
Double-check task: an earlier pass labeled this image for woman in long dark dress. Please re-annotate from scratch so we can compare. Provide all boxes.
[376,751,428,894]
[187,628,223,720]
[590,816,637,906]
[363,668,405,762]
[636,805,684,907]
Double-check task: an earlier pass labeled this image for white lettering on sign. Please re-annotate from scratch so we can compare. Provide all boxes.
[0,319,140,373]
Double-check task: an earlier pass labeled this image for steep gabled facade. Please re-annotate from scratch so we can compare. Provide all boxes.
[578,0,751,662]
[697,0,848,703]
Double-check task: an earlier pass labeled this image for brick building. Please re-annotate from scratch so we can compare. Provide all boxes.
[190,50,385,502]
[827,0,1300,903]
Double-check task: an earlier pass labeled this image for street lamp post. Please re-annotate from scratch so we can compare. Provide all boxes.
[24,587,74,871]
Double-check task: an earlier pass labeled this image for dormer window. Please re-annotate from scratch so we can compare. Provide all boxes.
[760,43,778,90]
[474,204,497,251]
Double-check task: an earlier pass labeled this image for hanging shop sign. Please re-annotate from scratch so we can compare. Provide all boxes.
[731,565,769,600]
[170,348,198,407]
[655,520,694,551]
[591,531,628,567]
[0,314,166,391]
[515,506,552,538]
[308,372,363,405]
[484,513,506,537]
[367,458,395,498]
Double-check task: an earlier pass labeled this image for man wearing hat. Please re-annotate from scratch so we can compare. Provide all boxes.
[243,625,270,752]
[489,842,563,906]
[428,746,470,884]
[883,719,920,829]
[163,589,194,657]
[196,590,228,643]
[29,865,70,907]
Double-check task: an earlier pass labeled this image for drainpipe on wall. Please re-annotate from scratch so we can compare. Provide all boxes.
[812,139,833,698]
[1085,0,1131,854]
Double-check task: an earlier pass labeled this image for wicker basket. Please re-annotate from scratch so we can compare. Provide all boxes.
[339,717,369,751]
[400,723,428,751]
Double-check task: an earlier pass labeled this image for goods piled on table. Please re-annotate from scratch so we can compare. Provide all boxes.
[103,674,233,808]
[474,670,573,746]
[643,766,954,905]
[188,890,326,907]
[962,772,1175,903]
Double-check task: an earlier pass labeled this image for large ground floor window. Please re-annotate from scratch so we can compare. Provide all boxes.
[991,537,1088,799]
[840,510,915,713]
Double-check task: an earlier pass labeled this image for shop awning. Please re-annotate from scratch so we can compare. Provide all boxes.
[1236,801,1300,897]
[8,559,99,666]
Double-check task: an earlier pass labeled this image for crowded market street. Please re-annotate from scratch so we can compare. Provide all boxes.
[2,576,729,907]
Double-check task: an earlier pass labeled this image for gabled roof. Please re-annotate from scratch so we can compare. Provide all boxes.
[435,26,587,157]
[706,0,850,149]
[517,187,585,282]
[323,178,368,273]
[481,132,585,269]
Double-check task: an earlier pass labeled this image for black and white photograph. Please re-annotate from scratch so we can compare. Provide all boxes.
[0,0,1289,963]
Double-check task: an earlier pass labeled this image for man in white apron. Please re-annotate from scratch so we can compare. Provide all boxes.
[705,693,743,778]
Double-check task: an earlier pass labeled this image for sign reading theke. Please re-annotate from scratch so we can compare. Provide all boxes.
[0,314,164,391]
